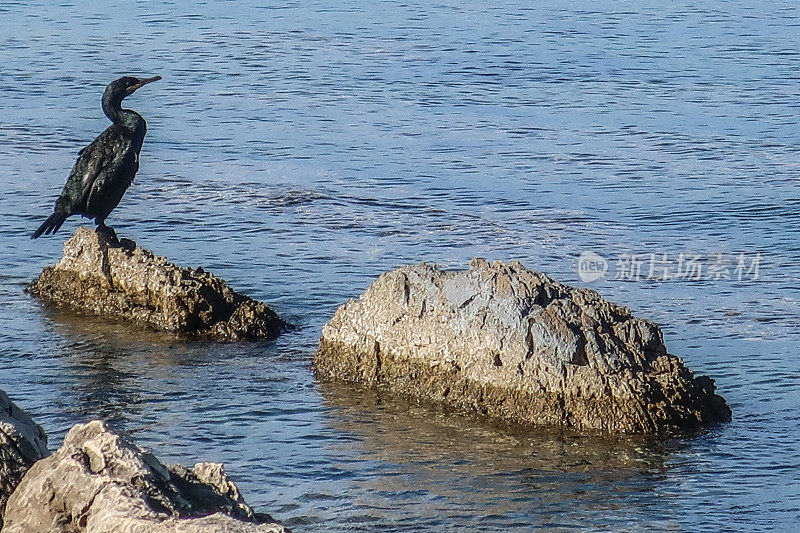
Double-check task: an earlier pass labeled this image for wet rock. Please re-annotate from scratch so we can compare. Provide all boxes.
[315,259,731,434]
[2,420,287,533]
[29,227,287,340]
[0,390,49,529]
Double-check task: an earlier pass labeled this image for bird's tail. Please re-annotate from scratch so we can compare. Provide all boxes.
[32,211,69,239]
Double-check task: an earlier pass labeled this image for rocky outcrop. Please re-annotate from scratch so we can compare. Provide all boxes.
[2,420,287,533]
[315,259,731,434]
[0,391,49,529]
[29,227,287,340]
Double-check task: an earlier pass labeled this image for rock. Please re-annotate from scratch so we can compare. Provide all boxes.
[2,420,287,533]
[0,390,49,529]
[315,259,731,434]
[28,227,287,340]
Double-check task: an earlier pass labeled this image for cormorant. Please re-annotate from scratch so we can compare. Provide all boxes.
[32,75,162,239]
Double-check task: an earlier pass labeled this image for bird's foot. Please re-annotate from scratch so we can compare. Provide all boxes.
[96,224,119,244]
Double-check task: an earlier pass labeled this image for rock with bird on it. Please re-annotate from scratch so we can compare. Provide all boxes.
[315,258,731,435]
[28,227,288,340]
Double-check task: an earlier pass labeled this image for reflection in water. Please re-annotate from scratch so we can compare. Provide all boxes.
[318,380,681,530]
[40,305,192,431]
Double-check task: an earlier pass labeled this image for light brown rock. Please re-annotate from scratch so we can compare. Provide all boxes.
[0,390,49,529]
[2,420,287,533]
[315,259,731,434]
[28,227,287,340]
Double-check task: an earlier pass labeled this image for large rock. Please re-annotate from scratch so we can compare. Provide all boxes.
[315,259,731,434]
[29,227,287,340]
[3,420,287,533]
[0,391,49,529]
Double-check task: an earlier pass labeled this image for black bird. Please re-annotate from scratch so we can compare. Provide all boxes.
[32,75,162,239]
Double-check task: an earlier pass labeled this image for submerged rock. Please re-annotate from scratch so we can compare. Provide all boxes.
[29,227,287,340]
[0,390,49,529]
[315,259,731,434]
[3,420,287,533]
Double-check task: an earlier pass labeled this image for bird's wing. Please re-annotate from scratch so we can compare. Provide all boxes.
[59,126,134,213]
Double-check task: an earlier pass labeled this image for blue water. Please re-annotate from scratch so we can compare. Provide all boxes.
[1,1,799,530]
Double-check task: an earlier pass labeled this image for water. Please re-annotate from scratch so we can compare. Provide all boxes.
[1,1,799,530]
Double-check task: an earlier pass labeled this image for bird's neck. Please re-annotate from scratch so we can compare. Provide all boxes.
[116,108,145,131]
[102,98,145,132]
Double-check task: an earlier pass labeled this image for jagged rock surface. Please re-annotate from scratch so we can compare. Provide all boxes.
[28,227,286,340]
[2,420,287,533]
[315,259,731,434]
[0,390,49,529]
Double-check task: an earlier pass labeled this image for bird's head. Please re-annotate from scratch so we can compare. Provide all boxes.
[103,75,162,103]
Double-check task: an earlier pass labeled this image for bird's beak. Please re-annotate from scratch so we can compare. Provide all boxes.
[127,76,162,95]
